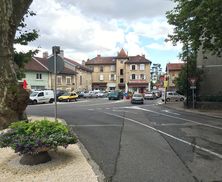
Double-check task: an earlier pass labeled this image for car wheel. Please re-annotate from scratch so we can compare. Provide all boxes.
[166,98,170,102]
[180,98,184,101]
[49,98,54,103]
[33,100,37,105]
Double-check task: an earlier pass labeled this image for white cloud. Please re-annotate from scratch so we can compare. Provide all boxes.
[15,0,179,65]
[146,41,182,51]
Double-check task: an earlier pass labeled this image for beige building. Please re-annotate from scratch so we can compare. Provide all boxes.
[166,63,184,90]
[85,48,151,93]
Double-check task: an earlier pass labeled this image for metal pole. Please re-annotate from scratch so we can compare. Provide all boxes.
[54,53,57,121]
[186,60,189,107]
[192,88,195,109]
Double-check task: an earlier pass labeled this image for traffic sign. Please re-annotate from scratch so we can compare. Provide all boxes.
[190,86,196,89]
[47,55,64,73]
[188,77,197,86]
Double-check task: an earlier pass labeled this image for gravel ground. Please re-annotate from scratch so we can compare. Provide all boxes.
[0,116,101,182]
[0,145,98,182]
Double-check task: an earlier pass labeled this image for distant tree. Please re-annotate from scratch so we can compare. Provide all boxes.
[0,0,34,129]
[166,0,222,59]
[175,57,203,98]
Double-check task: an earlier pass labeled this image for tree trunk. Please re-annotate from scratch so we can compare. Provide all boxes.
[0,0,33,129]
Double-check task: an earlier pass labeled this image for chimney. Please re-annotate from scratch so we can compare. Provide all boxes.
[59,50,64,58]
[97,54,101,58]
[82,60,85,66]
[142,54,145,58]
[43,52,48,58]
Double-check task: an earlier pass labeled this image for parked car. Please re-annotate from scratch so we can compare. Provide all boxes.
[144,92,156,100]
[96,91,105,97]
[162,91,185,102]
[131,93,144,104]
[77,91,85,98]
[58,92,78,102]
[108,91,123,100]
[56,90,67,100]
[29,90,54,104]
[152,90,162,98]
[83,91,98,98]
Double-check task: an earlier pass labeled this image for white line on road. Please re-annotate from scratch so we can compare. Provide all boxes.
[162,109,181,115]
[112,110,138,114]
[70,124,121,127]
[123,106,222,130]
[104,112,222,159]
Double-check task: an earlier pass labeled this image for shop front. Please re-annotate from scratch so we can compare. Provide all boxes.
[92,82,107,91]
[128,82,148,93]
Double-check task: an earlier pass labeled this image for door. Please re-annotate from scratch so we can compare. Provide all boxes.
[37,92,45,103]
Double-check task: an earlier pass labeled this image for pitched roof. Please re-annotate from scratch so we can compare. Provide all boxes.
[25,57,77,75]
[85,56,116,65]
[86,51,151,65]
[125,55,151,64]
[166,63,185,71]
[24,57,48,72]
[64,57,92,72]
[117,48,128,58]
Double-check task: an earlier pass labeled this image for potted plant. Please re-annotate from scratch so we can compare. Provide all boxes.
[0,119,77,165]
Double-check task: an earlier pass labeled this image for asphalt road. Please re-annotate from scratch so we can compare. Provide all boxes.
[26,98,222,182]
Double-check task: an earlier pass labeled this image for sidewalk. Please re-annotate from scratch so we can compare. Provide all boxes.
[0,116,104,182]
[160,101,222,119]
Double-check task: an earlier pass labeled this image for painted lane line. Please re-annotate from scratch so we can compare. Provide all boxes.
[104,112,222,159]
[112,110,138,114]
[162,109,181,116]
[70,124,121,127]
[124,106,222,130]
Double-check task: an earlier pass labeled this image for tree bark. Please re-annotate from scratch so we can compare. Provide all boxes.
[0,0,33,129]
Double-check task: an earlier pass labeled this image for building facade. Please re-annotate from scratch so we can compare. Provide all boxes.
[85,48,151,93]
[166,63,184,90]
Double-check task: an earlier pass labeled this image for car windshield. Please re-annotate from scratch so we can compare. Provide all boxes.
[134,94,142,97]
[62,93,70,96]
[30,92,38,97]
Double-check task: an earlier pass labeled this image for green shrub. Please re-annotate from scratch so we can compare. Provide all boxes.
[0,119,77,155]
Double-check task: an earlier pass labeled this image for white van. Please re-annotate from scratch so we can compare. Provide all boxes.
[30,90,54,104]
[162,91,185,102]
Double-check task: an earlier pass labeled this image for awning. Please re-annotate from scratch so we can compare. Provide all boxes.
[128,82,148,88]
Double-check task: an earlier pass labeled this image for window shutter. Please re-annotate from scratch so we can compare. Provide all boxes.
[135,65,137,70]
[130,75,132,80]
[130,65,132,70]
[114,75,116,80]
[135,75,138,80]
[144,75,146,79]
[109,75,111,80]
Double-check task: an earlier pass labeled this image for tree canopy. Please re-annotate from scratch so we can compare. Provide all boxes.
[166,0,222,59]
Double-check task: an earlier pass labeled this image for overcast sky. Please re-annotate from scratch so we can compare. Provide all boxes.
[15,0,183,70]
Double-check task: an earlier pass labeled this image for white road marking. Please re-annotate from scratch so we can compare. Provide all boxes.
[104,112,222,159]
[124,106,222,130]
[88,109,94,111]
[112,110,138,114]
[162,109,181,116]
[70,124,121,127]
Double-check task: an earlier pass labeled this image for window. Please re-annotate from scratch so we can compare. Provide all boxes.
[140,74,146,80]
[110,65,115,72]
[99,74,104,81]
[132,65,136,70]
[38,92,44,97]
[80,75,82,85]
[36,73,42,80]
[57,76,62,85]
[66,76,71,85]
[120,78,124,83]
[132,74,136,80]
[110,74,115,81]
[120,69,123,75]
[140,64,145,70]
[100,65,104,72]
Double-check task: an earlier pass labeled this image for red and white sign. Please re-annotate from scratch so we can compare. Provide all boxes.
[188,77,197,86]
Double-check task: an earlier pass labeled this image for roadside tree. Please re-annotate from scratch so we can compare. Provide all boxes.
[0,0,34,129]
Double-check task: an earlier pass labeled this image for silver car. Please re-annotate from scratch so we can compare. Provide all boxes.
[131,93,144,104]
[162,91,185,102]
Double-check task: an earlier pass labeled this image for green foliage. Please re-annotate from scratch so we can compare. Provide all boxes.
[0,120,77,155]
[175,58,203,98]
[14,10,39,79]
[166,0,222,59]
